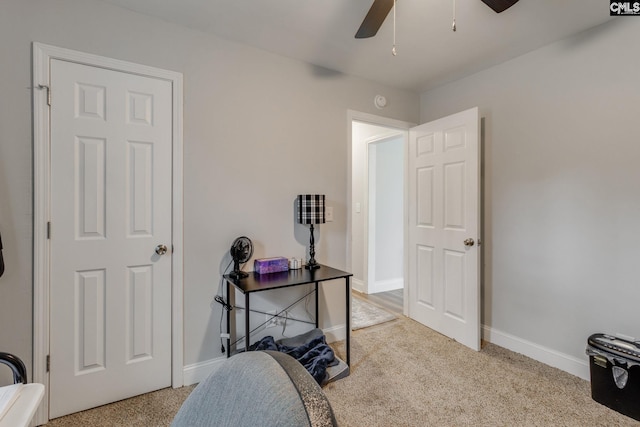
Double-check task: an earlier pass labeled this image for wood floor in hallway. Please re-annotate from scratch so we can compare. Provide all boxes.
[353,288,403,316]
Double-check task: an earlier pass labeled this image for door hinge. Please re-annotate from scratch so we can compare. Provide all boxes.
[46,355,50,372]
[38,84,51,106]
[47,221,51,239]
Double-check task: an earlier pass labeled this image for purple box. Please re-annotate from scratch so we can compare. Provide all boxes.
[254,257,289,274]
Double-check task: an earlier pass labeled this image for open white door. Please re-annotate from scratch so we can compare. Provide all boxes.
[407,107,480,351]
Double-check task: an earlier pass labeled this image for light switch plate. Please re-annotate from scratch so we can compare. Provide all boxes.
[326,206,334,222]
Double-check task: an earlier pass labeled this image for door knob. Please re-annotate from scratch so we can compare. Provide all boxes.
[463,238,475,247]
[155,244,168,255]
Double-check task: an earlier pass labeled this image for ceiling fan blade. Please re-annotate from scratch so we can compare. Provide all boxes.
[355,0,395,39]
[480,0,520,13]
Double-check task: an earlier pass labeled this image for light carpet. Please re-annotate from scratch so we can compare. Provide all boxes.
[351,296,397,330]
[46,386,195,426]
[47,315,640,426]
[324,316,639,427]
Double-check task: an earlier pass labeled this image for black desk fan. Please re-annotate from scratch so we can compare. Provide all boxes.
[228,236,253,279]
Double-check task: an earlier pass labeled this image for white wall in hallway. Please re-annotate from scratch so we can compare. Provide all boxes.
[368,136,404,292]
[351,121,404,292]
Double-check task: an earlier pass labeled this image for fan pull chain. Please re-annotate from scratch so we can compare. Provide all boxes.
[392,0,397,56]
[452,0,457,32]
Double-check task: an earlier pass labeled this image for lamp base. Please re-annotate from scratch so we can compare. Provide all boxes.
[305,223,321,271]
[305,261,320,270]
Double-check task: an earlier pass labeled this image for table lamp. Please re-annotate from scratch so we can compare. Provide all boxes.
[297,194,325,270]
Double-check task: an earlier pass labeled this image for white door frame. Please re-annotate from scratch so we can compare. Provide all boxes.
[347,110,413,312]
[32,42,184,424]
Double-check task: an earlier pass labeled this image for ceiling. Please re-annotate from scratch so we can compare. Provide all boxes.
[97,0,611,92]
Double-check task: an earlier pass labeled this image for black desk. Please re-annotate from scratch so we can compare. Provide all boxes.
[224,264,353,367]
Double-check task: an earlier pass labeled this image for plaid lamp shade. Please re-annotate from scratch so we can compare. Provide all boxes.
[297,194,326,225]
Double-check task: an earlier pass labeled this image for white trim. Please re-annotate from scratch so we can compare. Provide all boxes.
[402,121,410,317]
[182,357,227,386]
[351,278,366,294]
[323,324,347,345]
[347,110,414,317]
[482,325,590,380]
[324,322,590,381]
[348,110,416,130]
[365,139,376,294]
[32,42,51,427]
[369,278,403,293]
[32,42,184,424]
[171,58,185,391]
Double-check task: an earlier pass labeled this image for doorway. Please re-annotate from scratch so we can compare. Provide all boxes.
[348,108,481,351]
[32,43,184,423]
[348,111,412,315]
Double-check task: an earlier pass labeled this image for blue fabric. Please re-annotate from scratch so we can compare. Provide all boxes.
[249,335,335,384]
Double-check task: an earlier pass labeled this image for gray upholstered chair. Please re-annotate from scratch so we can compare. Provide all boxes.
[172,350,337,427]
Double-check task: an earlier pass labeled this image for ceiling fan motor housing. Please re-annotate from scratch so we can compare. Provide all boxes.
[355,0,520,39]
[480,0,520,13]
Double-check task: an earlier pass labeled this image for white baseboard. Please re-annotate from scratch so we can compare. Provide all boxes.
[352,278,365,293]
[352,277,403,294]
[323,324,347,345]
[182,324,589,389]
[370,277,403,293]
[181,325,349,385]
[182,356,227,386]
[482,325,590,381]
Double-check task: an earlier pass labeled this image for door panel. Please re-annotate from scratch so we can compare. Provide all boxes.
[417,167,434,226]
[416,245,434,308]
[49,59,172,418]
[408,108,480,351]
[76,269,106,373]
[76,137,106,239]
[443,250,464,320]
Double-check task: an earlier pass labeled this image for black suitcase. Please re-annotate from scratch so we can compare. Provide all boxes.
[586,333,640,421]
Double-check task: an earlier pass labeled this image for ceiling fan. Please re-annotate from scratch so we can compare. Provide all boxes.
[355,0,520,38]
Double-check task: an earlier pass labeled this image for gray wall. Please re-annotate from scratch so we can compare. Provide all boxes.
[0,0,419,378]
[420,19,640,365]
[3,0,633,387]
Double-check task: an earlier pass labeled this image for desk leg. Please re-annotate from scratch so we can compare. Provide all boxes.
[226,280,231,358]
[245,293,250,352]
[346,276,351,367]
[314,282,319,329]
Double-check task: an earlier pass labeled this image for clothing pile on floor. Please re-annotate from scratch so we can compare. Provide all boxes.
[248,328,337,384]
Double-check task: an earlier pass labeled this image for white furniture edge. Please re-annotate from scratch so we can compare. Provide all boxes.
[0,384,44,427]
